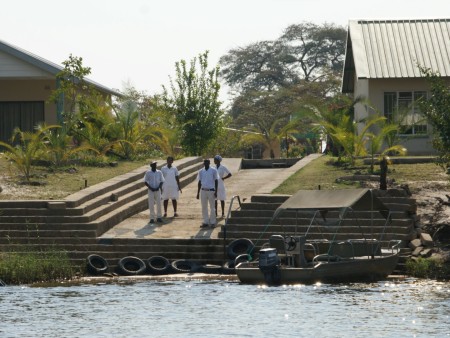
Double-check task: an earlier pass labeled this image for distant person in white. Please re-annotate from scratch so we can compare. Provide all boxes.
[196,158,218,227]
[143,161,165,224]
[213,155,232,218]
[161,156,182,217]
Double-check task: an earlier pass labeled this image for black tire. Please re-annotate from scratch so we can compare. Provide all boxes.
[226,238,255,260]
[117,256,147,276]
[171,259,201,274]
[147,256,172,275]
[86,254,109,275]
[234,253,252,267]
[199,264,222,274]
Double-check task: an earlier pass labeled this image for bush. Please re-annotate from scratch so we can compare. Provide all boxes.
[0,248,76,285]
[405,256,450,279]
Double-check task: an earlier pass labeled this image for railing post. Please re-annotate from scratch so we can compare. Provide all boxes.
[223,195,242,262]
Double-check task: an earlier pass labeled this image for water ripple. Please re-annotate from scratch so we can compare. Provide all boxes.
[0,278,448,337]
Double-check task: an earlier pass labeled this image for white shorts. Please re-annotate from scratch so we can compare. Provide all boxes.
[162,186,179,200]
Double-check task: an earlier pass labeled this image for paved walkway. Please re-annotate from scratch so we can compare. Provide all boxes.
[100,154,322,240]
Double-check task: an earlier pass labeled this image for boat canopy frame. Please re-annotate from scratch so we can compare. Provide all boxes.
[257,189,395,258]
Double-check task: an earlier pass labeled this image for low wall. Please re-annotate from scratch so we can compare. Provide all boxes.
[362,156,436,165]
[241,158,301,169]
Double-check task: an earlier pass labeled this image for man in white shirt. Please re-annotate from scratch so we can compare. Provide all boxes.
[143,161,165,224]
[196,158,219,227]
[213,155,232,218]
[161,156,182,218]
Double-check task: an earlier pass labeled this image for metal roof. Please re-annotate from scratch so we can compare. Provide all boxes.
[0,39,122,97]
[342,19,450,91]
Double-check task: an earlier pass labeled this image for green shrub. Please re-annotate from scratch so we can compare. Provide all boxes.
[405,257,449,279]
[0,248,76,285]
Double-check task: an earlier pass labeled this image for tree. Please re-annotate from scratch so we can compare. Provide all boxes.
[280,22,347,81]
[162,51,223,156]
[230,89,302,158]
[219,22,346,95]
[419,67,450,171]
[49,54,96,123]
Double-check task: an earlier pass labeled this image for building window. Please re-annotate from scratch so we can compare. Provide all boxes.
[383,91,428,135]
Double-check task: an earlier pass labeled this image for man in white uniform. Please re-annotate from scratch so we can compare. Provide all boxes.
[161,156,182,217]
[196,158,218,227]
[143,161,165,224]
[213,155,232,218]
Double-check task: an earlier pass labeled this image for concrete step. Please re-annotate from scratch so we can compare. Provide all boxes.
[229,209,413,221]
[219,231,411,242]
[225,217,413,227]
[0,237,100,245]
[221,224,412,234]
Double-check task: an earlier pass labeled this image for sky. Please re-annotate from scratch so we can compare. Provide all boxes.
[1,0,449,103]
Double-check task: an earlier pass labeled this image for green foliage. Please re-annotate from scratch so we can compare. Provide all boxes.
[48,54,95,123]
[0,125,59,181]
[162,51,223,156]
[0,248,75,285]
[405,257,449,279]
[220,22,346,94]
[313,96,406,167]
[205,124,242,157]
[419,67,450,171]
[38,124,99,166]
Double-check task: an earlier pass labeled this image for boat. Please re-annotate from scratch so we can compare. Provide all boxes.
[235,189,402,285]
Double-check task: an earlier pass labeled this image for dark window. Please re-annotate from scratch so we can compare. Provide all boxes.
[0,101,45,143]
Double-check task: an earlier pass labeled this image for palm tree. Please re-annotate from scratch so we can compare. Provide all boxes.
[111,100,172,159]
[0,125,58,182]
[239,117,302,158]
[366,120,407,173]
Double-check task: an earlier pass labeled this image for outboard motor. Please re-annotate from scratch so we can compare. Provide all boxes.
[258,248,281,285]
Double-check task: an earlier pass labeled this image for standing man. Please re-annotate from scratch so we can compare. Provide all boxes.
[143,160,165,224]
[214,155,232,218]
[161,156,182,217]
[196,158,219,228]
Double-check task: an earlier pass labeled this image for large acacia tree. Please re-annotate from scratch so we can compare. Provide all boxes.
[162,51,223,156]
[219,22,347,95]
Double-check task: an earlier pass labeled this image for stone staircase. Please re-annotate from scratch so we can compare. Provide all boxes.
[0,158,417,275]
[218,189,417,274]
[0,157,230,270]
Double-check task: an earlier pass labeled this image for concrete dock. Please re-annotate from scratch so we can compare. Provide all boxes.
[101,154,322,240]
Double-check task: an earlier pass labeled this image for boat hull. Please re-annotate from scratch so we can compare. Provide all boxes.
[235,254,400,285]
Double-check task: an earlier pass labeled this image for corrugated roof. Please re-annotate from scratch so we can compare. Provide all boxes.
[343,19,450,85]
[0,39,122,97]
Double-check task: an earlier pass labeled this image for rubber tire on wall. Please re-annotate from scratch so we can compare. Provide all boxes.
[226,238,255,260]
[199,264,222,274]
[147,256,172,275]
[171,259,201,274]
[86,254,109,275]
[117,256,147,276]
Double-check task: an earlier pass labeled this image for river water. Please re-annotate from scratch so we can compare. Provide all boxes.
[0,277,448,338]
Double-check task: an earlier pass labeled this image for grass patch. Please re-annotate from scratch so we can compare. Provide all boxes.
[0,155,152,200]
[273,155,449,195]
[0,247,78,285]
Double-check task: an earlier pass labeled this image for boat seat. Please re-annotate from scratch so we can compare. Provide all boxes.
[269,235,295,266]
